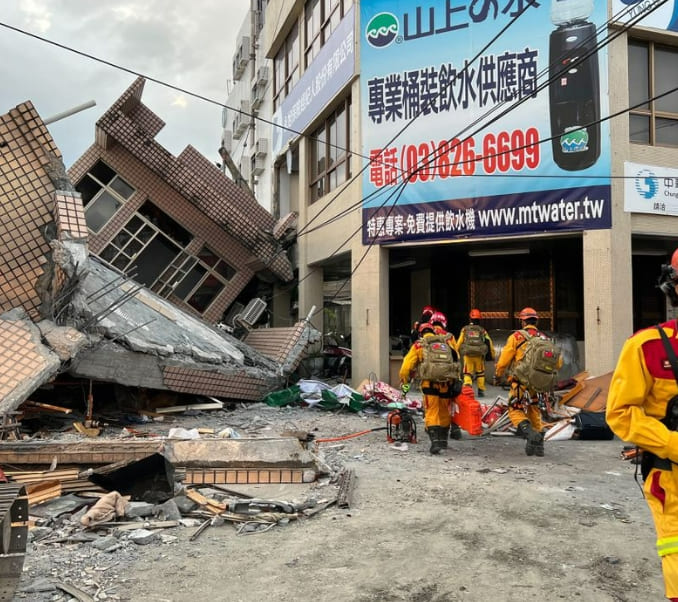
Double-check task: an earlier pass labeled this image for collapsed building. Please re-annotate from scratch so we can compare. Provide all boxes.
[0,81,318,413]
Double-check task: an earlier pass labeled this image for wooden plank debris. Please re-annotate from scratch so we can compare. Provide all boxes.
[0,440,162,465]
[563,372,612,412]
[26,480,62,506]
[154,400,223,414]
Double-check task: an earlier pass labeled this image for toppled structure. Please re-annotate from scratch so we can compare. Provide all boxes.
[0,92,317,412]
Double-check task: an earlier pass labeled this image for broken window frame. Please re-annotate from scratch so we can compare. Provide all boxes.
[76,161,135,233]
[160,246,235,313]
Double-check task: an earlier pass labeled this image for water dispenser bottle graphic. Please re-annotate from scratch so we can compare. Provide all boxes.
[549,0,600,171]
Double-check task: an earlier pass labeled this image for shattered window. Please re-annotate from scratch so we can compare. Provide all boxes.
[187,276,225,313]
[76,161,135,232]
[84,191,121,232]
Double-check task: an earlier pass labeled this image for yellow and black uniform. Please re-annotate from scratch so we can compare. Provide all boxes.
[400,329,459,454]
[457,323,495,397]
[607,320,678,600]
[495,317,562,456]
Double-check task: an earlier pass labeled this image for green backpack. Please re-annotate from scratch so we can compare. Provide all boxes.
[459,324,488,357]
[511,330,561,392]
[417,335,460,383]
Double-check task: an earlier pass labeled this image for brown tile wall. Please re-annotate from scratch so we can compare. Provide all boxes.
[0,319,48,401]
[0,102,60,319]
[161,366,272,401]
[68,145,259,322]
[245,323,307,365]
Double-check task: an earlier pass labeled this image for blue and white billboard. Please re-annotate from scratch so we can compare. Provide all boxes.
[611,0,678,32]
[272,6,356,156]
[360,0,612,244]
[625,161,678,216]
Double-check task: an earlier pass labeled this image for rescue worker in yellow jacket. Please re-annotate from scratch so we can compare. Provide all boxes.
[607,249,678,601]
[494,307,562,456]
[430,311,462,441]
[457,309,495,398]
[400,321,460,454]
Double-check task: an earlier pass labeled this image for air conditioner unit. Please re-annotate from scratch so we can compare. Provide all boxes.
[251,85,263,110]
[256,66,269,87]
[234,297,267,328]
[252,155,266,176]
[232,113,245,139]
[254,138,268,158]
[232,36,251,80]
[221,130,232,153]
[233,100,251,139]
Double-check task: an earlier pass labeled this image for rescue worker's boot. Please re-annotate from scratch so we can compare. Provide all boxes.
[477,389,485,398]
[427,427,444,455]
[533,431,545,457]
[435,426,449,451]
[449,423,463,441]
[517,420,543,456]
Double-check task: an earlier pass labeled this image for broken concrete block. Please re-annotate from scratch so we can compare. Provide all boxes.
[155,499,182,521]
[173,495,198,515]
[91,535,120,552]
[125,501,155,518]
[128,528,158,545]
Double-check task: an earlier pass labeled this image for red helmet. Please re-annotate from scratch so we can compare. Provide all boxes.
[519,307,538,320]
[430,311,447,329]
[421,305,436,320]
[469,308,481,320]
[672,248,678,274]
[418,322,434,335]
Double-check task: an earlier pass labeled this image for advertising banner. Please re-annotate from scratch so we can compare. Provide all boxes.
[611,0,678,32]
[272,6,356,157]
[360,0,612,244]
[624,161,678,216]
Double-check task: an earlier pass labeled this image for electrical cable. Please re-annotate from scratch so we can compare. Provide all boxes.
[300,0,670,241]
[294,0,665,241]
[301,0,675,311]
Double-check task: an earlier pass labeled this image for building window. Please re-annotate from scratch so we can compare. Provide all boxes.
[99,201,190,288]
[273,23,299,111]
[310,97,351,202]
[75,161,135,232]
[161,246,235,313]
[628,39,678,147]
[304,0,351,67]
[100,205,235,314]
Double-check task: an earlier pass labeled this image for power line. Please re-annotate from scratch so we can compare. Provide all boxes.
[311,1,673,311]
[299,0,666,239]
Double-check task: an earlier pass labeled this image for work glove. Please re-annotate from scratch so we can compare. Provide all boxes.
[401,382,410,395]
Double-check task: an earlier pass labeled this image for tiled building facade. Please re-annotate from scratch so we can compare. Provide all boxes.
[68,77,294,325]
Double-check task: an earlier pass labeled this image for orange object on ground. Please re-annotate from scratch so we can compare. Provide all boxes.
[451,385,483,436]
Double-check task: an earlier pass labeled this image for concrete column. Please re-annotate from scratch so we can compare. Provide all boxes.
[351,243,389,385]
[582,228,632,376]
[296,137,324,336]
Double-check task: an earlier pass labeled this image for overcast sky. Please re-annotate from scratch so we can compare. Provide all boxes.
[0,1,250,168]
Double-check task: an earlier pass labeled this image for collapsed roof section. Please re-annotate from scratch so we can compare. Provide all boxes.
[0,100,317,412]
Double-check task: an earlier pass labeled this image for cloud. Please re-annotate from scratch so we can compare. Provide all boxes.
[1,1,250,166]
